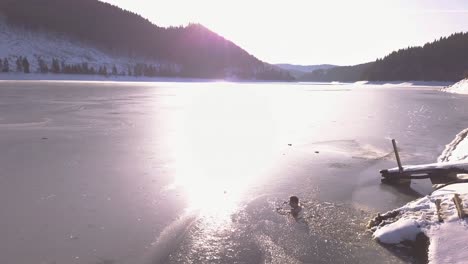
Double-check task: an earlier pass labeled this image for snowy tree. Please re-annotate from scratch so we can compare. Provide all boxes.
[3,58,9,72]
[98,66,108,76]
[16,57,23,72]
[51,59,60,73]
[61,61,66,72]
[22,57,30,73]
[81,63,89,74]
[112,65,118,75]
[37,57,48,73]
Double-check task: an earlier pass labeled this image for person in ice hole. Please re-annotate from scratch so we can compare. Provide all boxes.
[277,195,303,220]
[288,196,302,219]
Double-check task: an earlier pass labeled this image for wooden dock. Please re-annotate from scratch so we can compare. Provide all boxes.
[380,161,468,184]
[380,139,468,185]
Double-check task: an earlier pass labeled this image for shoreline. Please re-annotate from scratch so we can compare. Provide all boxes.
[0,73,456,87]
[0,73,222,83]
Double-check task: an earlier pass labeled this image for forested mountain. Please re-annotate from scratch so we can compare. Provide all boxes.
[301,32,468,82]
[0,0,292,80]
[275,64,337,79]
[299,63,373,82]
[364,33,468,81]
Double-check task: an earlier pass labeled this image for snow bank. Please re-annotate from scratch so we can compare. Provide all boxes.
[433,182,468,196]
[438,128,468,163]
[427,218,468,264]
[371,183,468,263]
[442,78,468,94]
[373,218,421,244]
[370,129,468,263]
[356,81,453,87]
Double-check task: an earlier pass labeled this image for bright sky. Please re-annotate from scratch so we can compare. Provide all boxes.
[99,0,468,65]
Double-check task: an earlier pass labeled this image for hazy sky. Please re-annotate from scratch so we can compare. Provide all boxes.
[100,0,468,65]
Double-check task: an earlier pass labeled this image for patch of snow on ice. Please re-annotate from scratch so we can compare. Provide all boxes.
[353,81,368,85]
[373,218,421,244]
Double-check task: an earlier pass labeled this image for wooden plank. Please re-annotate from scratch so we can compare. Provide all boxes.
[383,161,468,175]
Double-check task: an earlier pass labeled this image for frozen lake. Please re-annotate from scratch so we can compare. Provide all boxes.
[1,81,468,264]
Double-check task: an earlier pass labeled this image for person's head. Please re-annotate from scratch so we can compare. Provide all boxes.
[289,196,299,208]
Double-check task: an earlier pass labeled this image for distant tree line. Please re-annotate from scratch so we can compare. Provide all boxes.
[0,58,9,72]
[0,56,30,73]
[301,32,468,82]
[0,55,191,77]
[299,63,373,82]
[0,0,292,81]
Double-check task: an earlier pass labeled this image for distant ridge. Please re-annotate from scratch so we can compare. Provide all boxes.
[301,32,468,82]
[275,64,337,79]
[275,64,337,73]
[299,62,373,82]
[0,0,293,80]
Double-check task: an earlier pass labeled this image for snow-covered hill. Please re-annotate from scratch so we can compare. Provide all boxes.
[0,17,174,76]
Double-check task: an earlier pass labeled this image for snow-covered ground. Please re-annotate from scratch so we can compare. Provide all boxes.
[358,81,454,87]
[442,78,468,94]
[371,129,468,263]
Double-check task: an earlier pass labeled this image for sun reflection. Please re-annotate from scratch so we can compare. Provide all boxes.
[162,83,348,223]
[170,85,280,220]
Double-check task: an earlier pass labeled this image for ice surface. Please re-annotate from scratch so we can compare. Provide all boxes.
[1,81,465,264]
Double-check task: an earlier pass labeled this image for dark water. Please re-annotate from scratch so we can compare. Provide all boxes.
[1,81,468,264]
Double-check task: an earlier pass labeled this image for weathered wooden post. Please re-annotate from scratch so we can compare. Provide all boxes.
[380,139,410,184]
[434,199,443,222]
[392,139,403,173]
[452,194,466,219]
